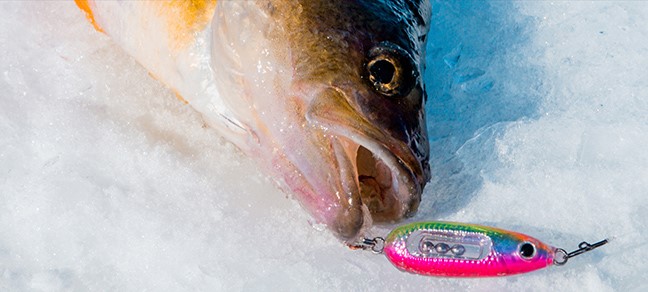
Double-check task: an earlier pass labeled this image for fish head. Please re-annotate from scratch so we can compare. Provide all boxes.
[210,0,432,242]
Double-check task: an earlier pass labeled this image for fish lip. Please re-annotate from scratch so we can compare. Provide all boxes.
[306,87,423,242]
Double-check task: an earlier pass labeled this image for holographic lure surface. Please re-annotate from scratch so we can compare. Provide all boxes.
[383,222,554,277]
[351,221,608,277]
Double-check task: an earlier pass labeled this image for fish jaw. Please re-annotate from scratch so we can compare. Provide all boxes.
[240,86,426,242]
[301,88,426,241]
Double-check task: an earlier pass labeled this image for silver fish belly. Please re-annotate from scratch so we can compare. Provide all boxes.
[76,0,432,242]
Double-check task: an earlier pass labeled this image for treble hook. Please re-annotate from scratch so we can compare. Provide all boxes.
[553,238,609,266]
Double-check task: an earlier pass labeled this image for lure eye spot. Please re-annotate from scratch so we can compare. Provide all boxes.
[519,242,536,259]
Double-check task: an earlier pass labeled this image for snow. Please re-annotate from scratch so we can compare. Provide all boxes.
[1,1,647,290]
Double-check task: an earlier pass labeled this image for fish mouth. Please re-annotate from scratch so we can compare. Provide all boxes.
[308,88,423,241]
[333,134,420,221]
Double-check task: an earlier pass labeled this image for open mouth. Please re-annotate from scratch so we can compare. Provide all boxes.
[356,145,401,222]
[306,87,423,240]
[334,135,419,228]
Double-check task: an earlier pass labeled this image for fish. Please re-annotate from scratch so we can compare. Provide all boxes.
[75,0,432,242]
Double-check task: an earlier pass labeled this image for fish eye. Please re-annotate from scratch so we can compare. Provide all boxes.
[518,242,536,260]
[364,42,416,97]
[368,58,396,86]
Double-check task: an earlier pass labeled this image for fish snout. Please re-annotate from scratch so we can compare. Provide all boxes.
[307,88,428,242]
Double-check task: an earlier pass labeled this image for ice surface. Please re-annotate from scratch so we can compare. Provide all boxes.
[1,1,647,291]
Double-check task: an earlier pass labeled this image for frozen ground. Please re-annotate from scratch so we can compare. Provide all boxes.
[1,1,647,291]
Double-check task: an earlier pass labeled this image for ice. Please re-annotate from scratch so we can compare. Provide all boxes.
[1,1,647,290]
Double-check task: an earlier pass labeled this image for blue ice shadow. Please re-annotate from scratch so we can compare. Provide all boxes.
[417,1,546,218]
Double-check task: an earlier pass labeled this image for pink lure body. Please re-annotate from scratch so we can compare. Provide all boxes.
[383,222,556,277]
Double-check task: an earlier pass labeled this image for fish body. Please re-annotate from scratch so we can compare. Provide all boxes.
[75,0,432,242]
[384,222,555,277]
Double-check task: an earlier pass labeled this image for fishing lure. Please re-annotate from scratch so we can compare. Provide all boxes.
[351,221,608,277]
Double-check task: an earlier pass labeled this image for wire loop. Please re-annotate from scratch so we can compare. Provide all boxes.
[348,237,385,254]
[553,239,608,266]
